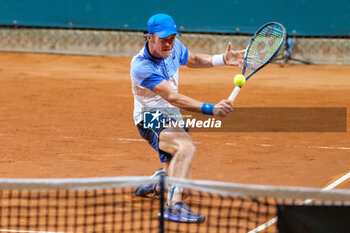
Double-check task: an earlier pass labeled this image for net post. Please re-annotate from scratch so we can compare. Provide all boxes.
[159,174,165,233]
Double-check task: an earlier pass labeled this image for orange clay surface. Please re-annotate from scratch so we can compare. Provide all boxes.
[0,52,349,189]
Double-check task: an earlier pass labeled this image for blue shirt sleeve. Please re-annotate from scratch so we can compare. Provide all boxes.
[174,38,189,66]
[130,58,164,91]
[140,74,164,91]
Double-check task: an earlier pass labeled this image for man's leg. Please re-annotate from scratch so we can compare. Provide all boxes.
[134,121,171,197]
[158,127,205,223]
[159,127,195,204]
[134,167,167,197]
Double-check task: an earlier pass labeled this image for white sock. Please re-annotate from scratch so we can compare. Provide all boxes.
[167,185,183,206]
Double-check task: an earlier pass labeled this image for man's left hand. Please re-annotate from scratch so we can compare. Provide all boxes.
[223,42,245,68]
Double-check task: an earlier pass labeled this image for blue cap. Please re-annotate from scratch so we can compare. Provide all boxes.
[147,14,181,38]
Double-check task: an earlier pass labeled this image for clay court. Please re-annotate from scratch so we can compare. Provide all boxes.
[0,52,349,190]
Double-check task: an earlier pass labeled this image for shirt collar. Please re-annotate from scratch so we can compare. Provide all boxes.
[144,42,164,65]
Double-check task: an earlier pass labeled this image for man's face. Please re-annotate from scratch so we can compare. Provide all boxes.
[148,34,176,58]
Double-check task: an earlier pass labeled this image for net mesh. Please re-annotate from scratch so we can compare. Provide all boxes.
[165,178,350,233]
[0,177,348,233]
[0,177,160,233]
[246,24,285,70]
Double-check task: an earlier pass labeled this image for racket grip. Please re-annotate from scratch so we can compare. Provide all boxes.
[228,86,241,103]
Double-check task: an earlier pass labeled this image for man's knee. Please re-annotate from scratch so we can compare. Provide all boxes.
[178,139,196,155]
[159,129,196,156]
[172,138,196,164]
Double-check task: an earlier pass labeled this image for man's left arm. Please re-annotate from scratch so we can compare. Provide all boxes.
[185,42,245,68]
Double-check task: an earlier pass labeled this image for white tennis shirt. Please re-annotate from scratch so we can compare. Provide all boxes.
[130,38,189,125]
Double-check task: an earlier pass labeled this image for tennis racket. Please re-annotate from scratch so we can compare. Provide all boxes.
[228,22,286,103]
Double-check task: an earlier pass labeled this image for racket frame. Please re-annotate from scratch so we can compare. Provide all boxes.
[228,22,286,103]
[243,22,286,80]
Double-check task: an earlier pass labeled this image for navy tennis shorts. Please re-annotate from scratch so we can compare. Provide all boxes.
[136,114,188,162]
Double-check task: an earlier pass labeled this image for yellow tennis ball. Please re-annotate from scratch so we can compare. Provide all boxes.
[234,74,246,86]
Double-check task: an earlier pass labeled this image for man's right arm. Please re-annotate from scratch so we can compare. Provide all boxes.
[152,80,233,117]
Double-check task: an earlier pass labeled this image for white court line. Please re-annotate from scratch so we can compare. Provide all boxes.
[225,142,236,146]
[269,144,350,150]
[225,143,350,150]
[336,147,350,150]
[289,145,350,150]
[323,172,350,190]
[59,136,74,139]
[0,230,65,233]
[309,146,350,150]
[116,138,145,142]
[248,172,350,233]
[260,144,274,147]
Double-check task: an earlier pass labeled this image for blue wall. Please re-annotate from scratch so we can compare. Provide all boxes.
[0,0,349,36]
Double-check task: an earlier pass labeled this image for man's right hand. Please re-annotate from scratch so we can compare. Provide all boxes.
[213,100,233,117]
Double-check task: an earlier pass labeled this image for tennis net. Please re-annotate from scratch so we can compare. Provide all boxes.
[0,176,348,233]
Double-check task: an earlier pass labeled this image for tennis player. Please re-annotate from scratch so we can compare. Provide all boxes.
[131,13,244,223]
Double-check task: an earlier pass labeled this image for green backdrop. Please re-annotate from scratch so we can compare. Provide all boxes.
[0,0,349,36]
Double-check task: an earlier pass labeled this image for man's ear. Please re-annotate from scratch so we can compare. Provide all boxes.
[148,34,156,44]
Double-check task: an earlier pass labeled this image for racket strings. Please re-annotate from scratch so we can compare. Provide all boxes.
[246,25,284,70]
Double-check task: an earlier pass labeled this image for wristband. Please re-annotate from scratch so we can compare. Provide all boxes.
[212,54,225,67]
[201,103,214,115]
